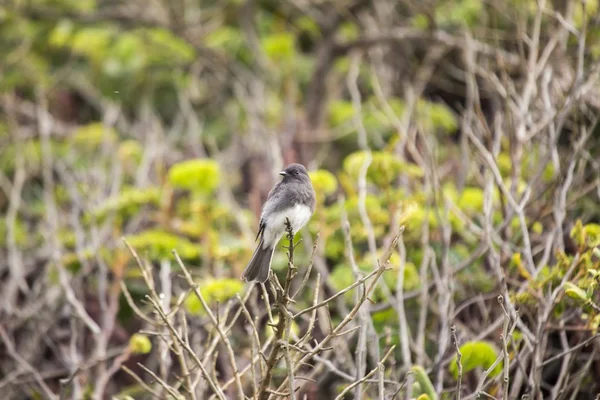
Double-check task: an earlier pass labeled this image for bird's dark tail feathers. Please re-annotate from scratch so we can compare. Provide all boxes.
[241,239,274,283]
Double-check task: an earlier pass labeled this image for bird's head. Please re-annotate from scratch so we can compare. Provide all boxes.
[279,163,310,181]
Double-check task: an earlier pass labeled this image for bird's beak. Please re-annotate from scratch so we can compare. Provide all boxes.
[279,171,287,176]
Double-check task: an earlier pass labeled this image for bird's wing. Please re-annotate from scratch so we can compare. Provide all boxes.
[255,180,283,241]
[255,218,266,242]
[260,181,284,218]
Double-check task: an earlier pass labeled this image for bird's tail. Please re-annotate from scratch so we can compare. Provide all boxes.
[241,239,274,283]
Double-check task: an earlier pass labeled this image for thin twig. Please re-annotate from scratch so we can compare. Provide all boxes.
[334,346,396,400]
[451,325,462,400]
[172,250,245,400]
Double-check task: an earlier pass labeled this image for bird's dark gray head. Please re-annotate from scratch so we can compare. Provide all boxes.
[279,163,310,181]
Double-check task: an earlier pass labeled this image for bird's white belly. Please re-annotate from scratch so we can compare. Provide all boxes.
[262,204,312,248]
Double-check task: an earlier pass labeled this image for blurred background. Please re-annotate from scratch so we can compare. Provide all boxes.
[1,0,600,399]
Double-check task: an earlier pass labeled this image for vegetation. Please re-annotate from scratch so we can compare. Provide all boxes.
[1,0,600,399]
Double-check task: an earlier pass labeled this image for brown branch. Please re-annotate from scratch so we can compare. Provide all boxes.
[257,218,298,400]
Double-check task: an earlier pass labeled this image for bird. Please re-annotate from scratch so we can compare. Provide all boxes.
[241,163,316,283]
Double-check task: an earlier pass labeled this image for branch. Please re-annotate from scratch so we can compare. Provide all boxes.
[257,218,297,400]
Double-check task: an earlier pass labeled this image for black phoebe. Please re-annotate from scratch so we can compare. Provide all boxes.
[242,163,316,283]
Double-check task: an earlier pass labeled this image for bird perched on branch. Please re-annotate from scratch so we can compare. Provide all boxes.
[241,163,316,283]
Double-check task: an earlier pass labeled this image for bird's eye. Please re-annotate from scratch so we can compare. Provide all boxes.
[294,170,299,175]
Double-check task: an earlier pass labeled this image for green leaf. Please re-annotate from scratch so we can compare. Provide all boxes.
[412,14,430,30]
[435,0,483,28]
[70,26,115,63]
[589,314,600,335]
[403,202,438,234]
[363,251,420,292]
[457,187,485,213]
[262,32,295,64]
[418,99,458,133]
[106,32,146,74]
[126,230,199,260]
[585,223,600,248]
[0,217,27,247]
[39,0,97,12]
[168,159,221,194]
[205,26,246,55]
[89,187,161,222]
[118,140,144,164]
[309,169,338,199]
[449,341,502,379]
[573,0,599,28]
[339,22,359,41]
[295,16,320,38]
[328,100,355,127]
[72,122,118,147]
[48,19,75,48]
[411,366,437,400]
[570,220,600,248]
[184,278,244,315]
[129,333,152,354]
[144,28,195,64]
[343,150,423,188]
[564,282,589,302]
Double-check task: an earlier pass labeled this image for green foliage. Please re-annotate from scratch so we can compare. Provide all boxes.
[205,26,247,58]
[0,218,27,247]
[327,97,456,142]
[328,100,355,127]
[449,341,502,379]
[339,22,359,41]
[403,202,438,235]
[0,139,66,173]
[126,230,199,260]
[412,14,431,30]
[571,220,600,248]
[88,187,161,223]
[435,0,483,28]
[415,99,458,134]
[69,26,116,63]
[48,19,75,47]
[563,282,589,303]
[329,253,419,302]
[3,1,600,397]
[294,16,320,38]
[52,24,194,72]
[456,265,496,293]
[128,333,152,355]
[457,187,485,213]
[73,122,118,147]
[143,28,195,65]
[184,278,244,315]
[309,169,338,202]
[343,150,423,187]
[262,32,296,64]
[573,0,599,28]
[118,140,144,165]
[168,159,221,194]
[411,366,437,400]
[39,0,97,12]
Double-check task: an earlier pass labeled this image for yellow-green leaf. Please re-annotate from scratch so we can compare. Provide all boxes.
[168,159,221,194]
[309,169,338,198]
[449,341,502,379]
[129,333,152,354]
[126,230,199,260]
[411,366,437,400]
[262,32,295,63]
[564,282,589,302]
[185,278,244,315]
